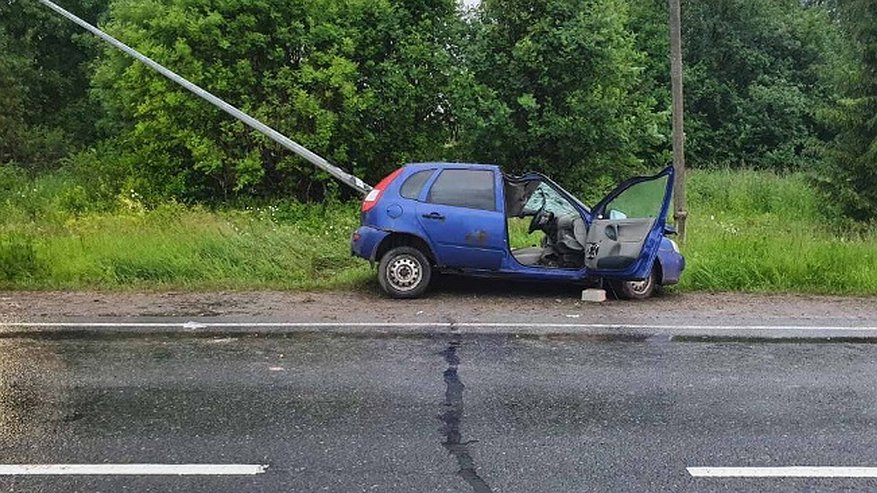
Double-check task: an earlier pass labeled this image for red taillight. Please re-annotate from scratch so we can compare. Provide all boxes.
[361,168,404,212]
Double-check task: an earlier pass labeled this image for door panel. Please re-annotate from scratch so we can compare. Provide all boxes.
[416,203,506,269]
[417,168,506,270]
[584,218,655,270]
[586,167,674,280]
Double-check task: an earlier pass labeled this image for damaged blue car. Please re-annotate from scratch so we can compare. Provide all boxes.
[351,163,684,299]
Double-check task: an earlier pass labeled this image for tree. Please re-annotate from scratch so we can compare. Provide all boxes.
[452,0,666,198]
[820,0,877,220]
[90,0,464,202]
[0,0,106,170]
[678,0,844,171]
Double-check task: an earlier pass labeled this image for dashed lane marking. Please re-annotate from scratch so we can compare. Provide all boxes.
[0,464,268,475]
[688,467,877,478]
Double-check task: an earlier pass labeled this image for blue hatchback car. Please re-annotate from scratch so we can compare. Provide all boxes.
[351,163,684,299]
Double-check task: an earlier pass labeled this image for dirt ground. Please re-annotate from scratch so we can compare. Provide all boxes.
[2,277,876,327]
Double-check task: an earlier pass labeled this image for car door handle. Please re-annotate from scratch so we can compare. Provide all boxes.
[422,212,445,220]
[605,223,618,241]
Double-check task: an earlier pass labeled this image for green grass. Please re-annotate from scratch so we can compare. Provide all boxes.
[681,169,877,294]
[0,186,373,290]
[1,166,877,294]
[508,217,542,250]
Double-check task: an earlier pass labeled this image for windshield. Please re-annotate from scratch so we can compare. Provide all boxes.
[524,182,579,216]
[504,174,590,217]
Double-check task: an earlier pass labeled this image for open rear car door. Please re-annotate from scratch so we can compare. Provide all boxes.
[585,166,674,280]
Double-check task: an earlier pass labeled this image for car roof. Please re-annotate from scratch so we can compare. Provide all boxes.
[403,162,501,172]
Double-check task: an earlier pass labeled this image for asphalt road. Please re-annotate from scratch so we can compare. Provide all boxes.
[3,331,877,492]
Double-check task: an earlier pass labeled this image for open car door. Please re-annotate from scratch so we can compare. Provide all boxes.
[584,166,674,280]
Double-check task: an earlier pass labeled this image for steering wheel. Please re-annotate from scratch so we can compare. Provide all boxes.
[528,207,552,234]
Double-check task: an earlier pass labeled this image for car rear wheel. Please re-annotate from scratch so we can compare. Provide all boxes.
[610,266,658,300]
[378,246,432,299]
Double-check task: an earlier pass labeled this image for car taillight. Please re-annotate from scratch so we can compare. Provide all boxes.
[361,168,404,212]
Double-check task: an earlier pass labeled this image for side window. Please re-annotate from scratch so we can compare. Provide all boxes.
[427,169,496,211]
[400,170,433,200]
[604,175,669,219]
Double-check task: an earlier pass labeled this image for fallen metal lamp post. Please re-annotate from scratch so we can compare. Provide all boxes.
[35,0,372,196]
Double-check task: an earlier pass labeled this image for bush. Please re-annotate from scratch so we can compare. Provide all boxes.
[88,0,463,202]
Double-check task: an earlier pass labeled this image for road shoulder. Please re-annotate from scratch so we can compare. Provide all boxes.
[3,289,877,339]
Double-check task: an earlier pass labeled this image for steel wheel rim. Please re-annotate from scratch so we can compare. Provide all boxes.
[386,255,422,292]
[627,277,651,295]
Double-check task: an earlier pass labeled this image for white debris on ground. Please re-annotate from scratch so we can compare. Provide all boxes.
[581,289,607,303]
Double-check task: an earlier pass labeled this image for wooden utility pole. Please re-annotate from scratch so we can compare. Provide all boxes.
[669,0,687,243]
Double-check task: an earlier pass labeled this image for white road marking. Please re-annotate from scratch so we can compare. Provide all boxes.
[688,466,877,478]
[1,321,877,331]
[0,464,268,475]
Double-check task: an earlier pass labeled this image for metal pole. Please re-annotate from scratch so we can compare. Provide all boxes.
[669,0,687,243]
[34,0,372,195]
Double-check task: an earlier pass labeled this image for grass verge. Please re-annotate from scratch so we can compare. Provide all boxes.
[681,169,877,294]
[0,200,372,290]
[1,167,876,294]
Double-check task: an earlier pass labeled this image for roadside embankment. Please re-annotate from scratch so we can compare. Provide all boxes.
[2,169,877,294]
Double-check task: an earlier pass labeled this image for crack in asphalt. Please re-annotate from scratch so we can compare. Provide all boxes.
[439,334,494,493]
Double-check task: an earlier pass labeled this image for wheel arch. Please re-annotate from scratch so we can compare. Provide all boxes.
[374,232,438,266]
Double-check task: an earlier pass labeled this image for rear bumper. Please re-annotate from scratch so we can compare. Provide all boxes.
[351,226,390,262]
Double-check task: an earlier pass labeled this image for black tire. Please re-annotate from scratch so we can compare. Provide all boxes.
[378,246,432,299]
[609,265,658,300]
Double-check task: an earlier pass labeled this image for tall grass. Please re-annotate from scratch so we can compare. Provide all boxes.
[0,207,373,290]
[0,169,371,289]
[681,169,877,294]
[1,166,876,294]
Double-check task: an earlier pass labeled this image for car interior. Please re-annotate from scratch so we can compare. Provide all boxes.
[504,178,589,269]
[504,175,666,271]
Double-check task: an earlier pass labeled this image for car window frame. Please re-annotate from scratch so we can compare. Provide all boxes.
[424,168,498,212]
[399,169,436,201]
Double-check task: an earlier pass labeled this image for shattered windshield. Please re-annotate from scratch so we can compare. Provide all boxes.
[505,174,589,217]
[524,182,579,216]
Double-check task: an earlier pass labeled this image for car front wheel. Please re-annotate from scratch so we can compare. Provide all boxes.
[610,266,658,300]
[378,246,432,299]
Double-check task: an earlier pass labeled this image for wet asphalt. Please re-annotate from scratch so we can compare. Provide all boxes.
[2,332,877,492]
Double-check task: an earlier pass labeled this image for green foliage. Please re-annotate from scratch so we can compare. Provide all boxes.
[818,0,877,221]
[453,0,666,193]
[0,193,371,289]
[659,0,843,170]
[3,0,877,223]
[2,169,877,294]
[0,234,43,282]
[90,0,462,202]
[0,0,106,169]
[688,168,822,219]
